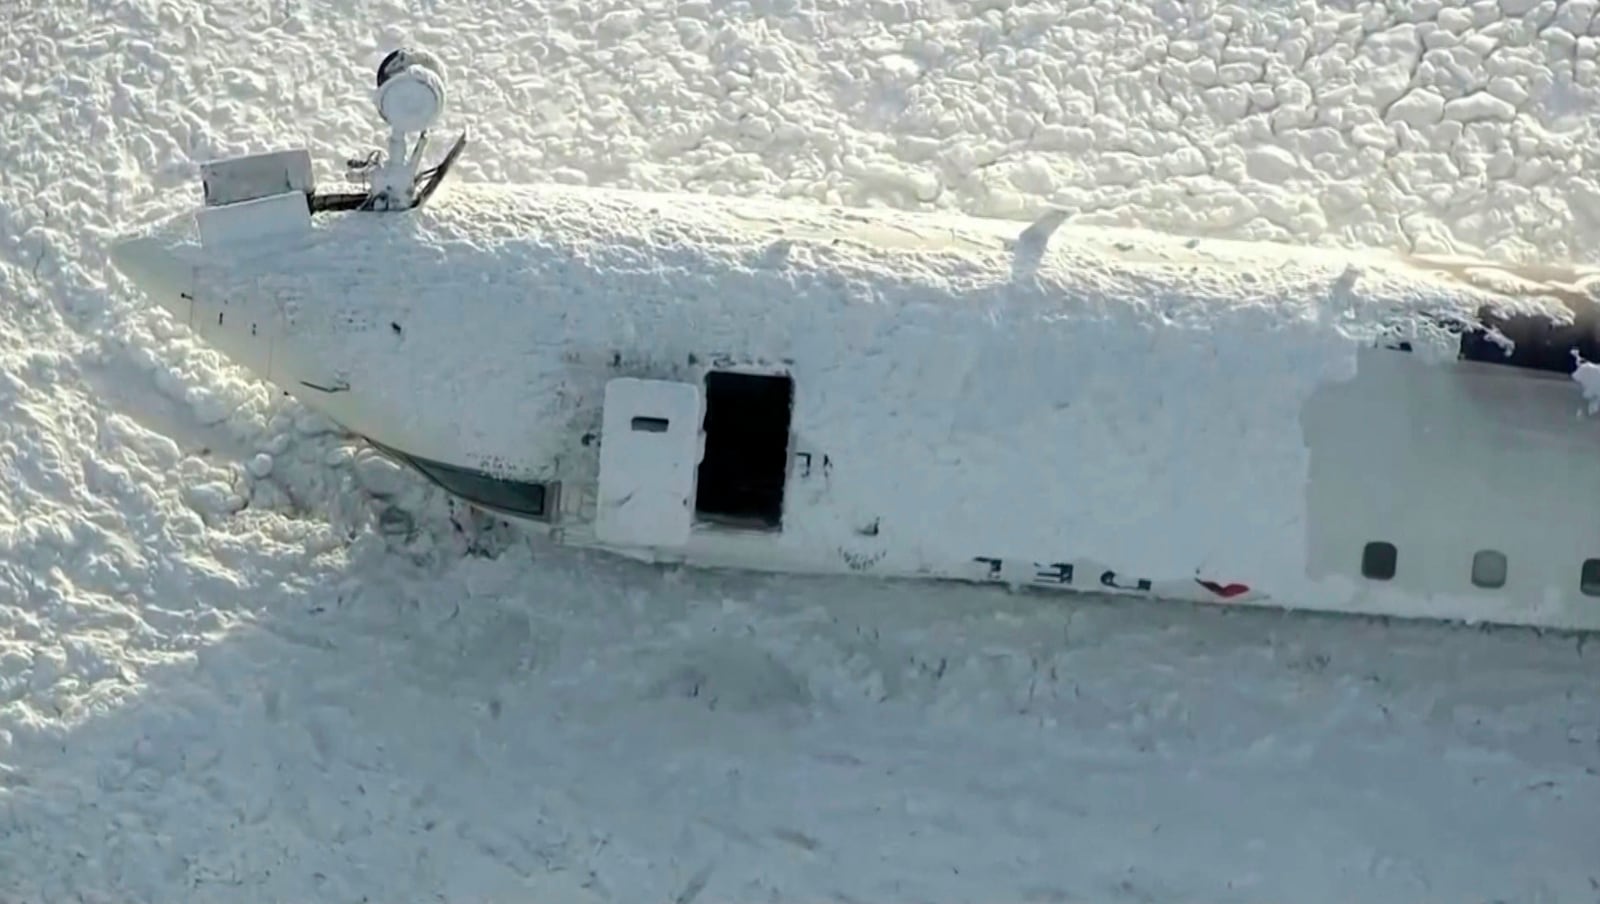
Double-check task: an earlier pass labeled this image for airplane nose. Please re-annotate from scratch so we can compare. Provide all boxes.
[109,234,195,322]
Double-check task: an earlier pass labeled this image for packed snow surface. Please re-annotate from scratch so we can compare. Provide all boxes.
[3,0,1600,901]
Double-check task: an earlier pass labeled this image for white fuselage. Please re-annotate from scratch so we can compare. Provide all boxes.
[110,179,1600,631]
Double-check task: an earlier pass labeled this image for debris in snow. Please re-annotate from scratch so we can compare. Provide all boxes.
[1009,208,1070,278]
[1574,360,1600,413]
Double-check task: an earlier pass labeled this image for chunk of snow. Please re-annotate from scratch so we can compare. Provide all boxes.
[1243,145,1302,182]
[183,480,245,519]
[1386,89,1447,125]
[1443,93,1519,122]
[246,453,274,478]
[1499,0,1544,14]
[352,450,412,497]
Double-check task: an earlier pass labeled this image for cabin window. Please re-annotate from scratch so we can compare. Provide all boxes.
[695,370,793,529]
[1361,542,1398,580]
[379,446,551,519]
[1470,550,1507,589]
[1582,560,1600,597]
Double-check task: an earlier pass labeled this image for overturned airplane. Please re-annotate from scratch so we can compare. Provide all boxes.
[110,49,1600,631]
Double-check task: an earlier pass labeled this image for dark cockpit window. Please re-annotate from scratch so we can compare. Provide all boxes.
[411,457,548,517]
[372,442,551,519]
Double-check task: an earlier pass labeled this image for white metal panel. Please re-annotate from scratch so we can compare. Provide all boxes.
[1303,346,1600,625]
[196,190,311,250]
[201,148,315,206]
[108,235,195,324]
[594,378,705,548]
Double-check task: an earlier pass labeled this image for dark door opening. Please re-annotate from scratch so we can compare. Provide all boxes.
[695,370,794,529]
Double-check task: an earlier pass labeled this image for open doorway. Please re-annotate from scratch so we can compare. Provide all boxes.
[694,370,794,530]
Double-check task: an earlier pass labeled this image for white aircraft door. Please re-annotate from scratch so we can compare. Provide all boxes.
[594,378,705,548]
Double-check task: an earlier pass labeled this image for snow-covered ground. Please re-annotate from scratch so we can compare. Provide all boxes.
[3,0,1599,900]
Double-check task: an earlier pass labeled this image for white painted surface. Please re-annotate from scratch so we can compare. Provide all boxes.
[200,149,315,206]
[594,377,704,548]
[195,189,310,249]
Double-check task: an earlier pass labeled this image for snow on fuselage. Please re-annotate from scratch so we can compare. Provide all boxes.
[110,181,1600,630]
